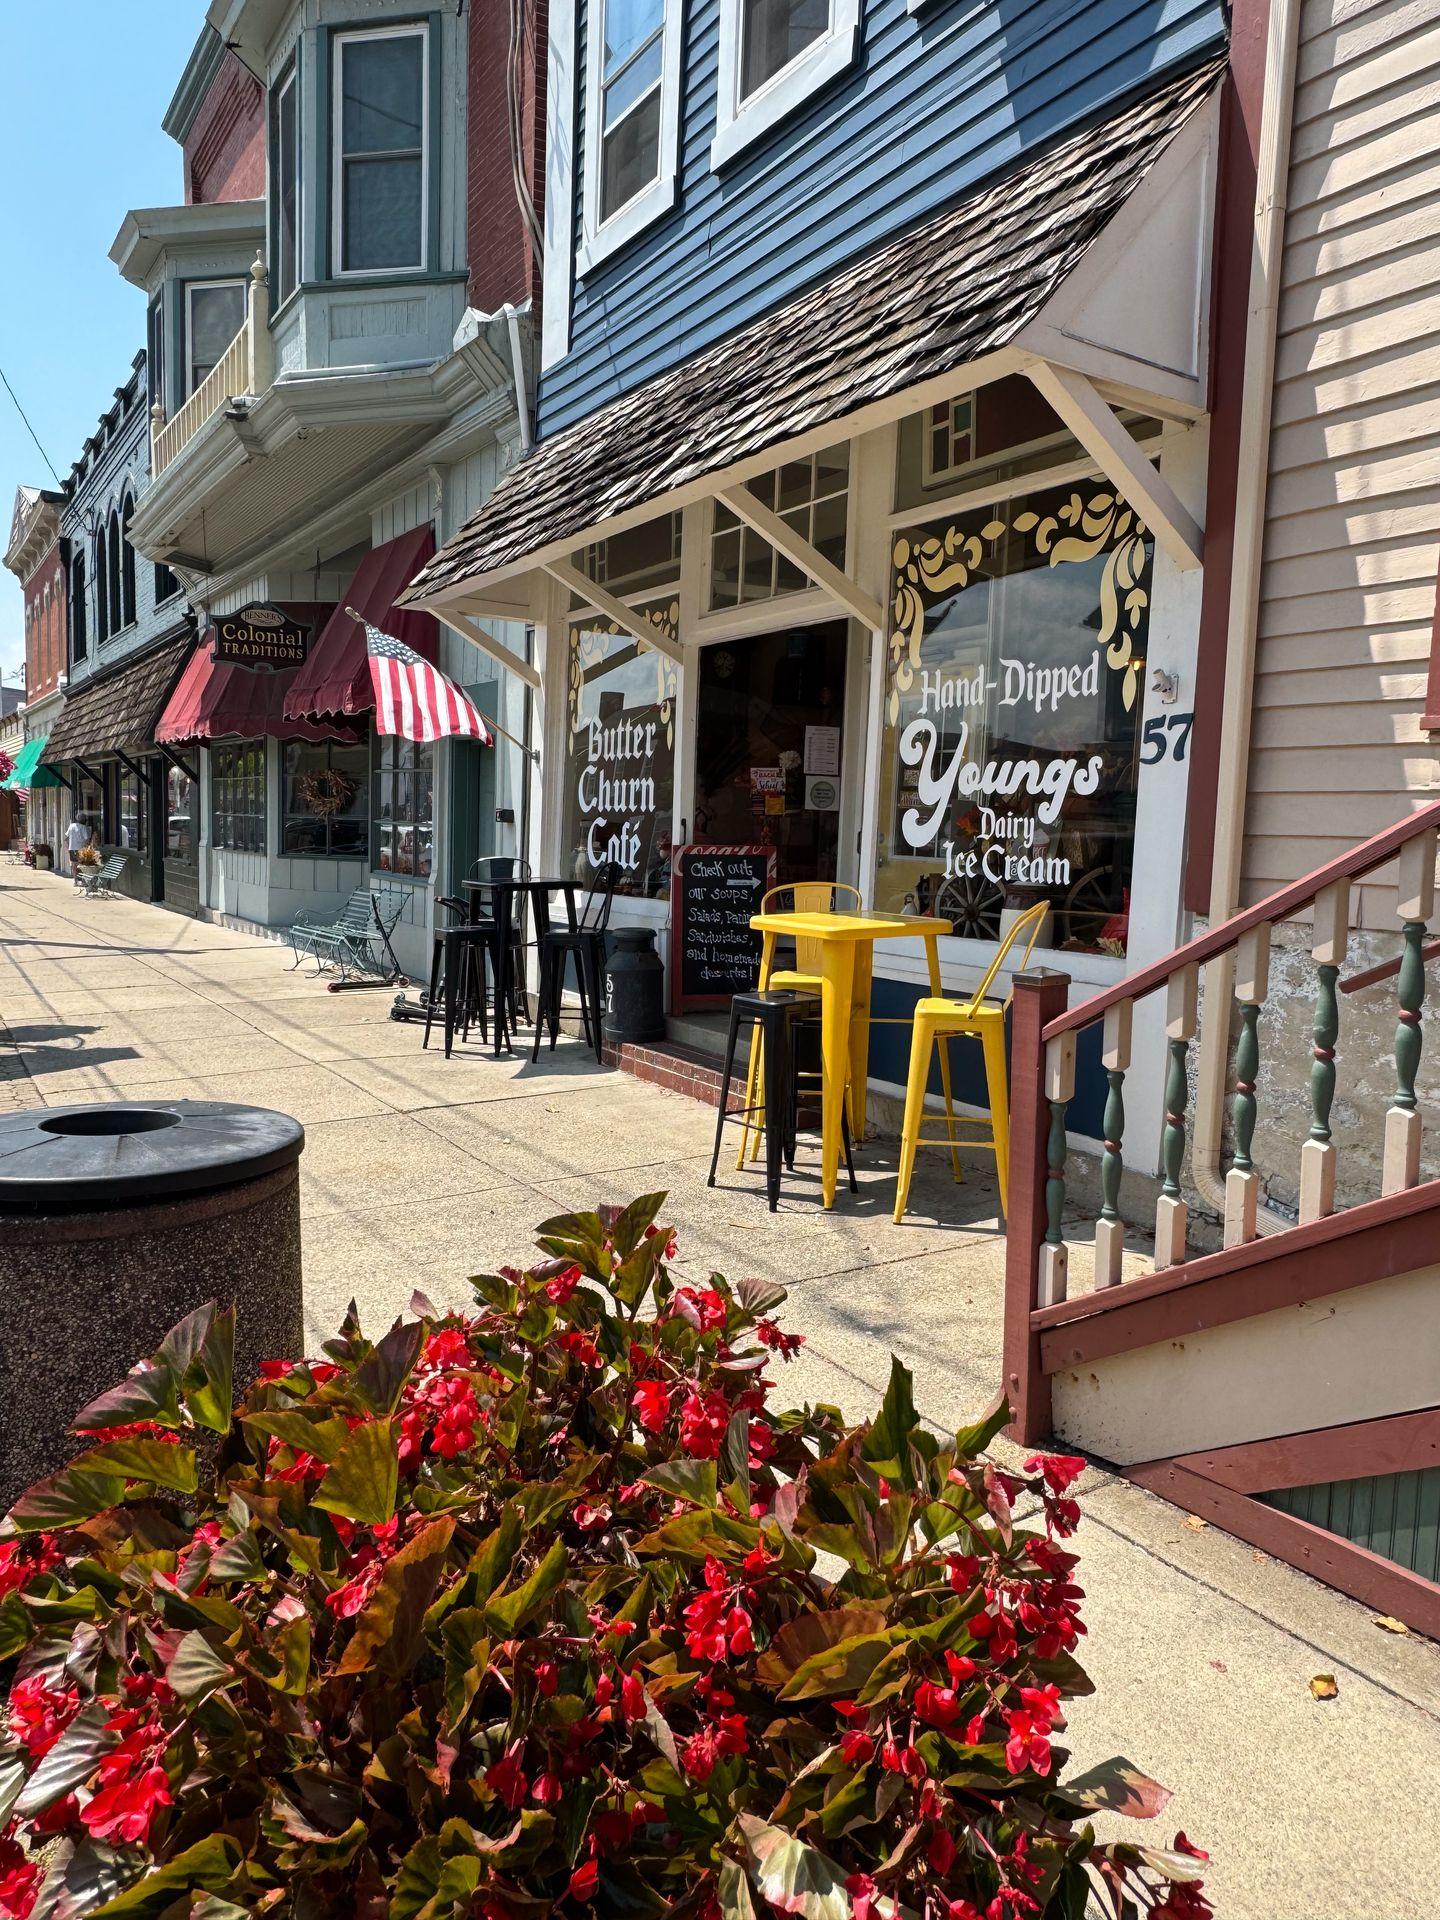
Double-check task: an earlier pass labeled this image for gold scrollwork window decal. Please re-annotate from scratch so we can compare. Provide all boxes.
[568,597,680,745]
[887,489,1153,721]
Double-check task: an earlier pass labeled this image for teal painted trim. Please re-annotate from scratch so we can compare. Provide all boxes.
[1161,1037,1187,1201]
[427,11,444,274]
[307,28,331,287]
[1099,1068,1124,1222]
[1044,1098,1067,1248]
[1261,1468,1440,1587]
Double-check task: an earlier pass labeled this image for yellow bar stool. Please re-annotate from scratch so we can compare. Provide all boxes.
[739,882,862,1168]
[892,901,1050,1224]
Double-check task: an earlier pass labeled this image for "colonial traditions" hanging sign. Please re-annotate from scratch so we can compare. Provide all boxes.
[209,603,313,672]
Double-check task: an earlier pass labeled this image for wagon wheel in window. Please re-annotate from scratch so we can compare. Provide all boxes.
[1056,862,1124,952]
[933,868,1004,940]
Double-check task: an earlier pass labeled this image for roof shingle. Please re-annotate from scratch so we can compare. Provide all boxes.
[45,634,195,763]
[405,59,1223,607]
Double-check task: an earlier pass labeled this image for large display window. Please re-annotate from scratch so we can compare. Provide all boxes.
[561,599,678,899]
[875,480,1153,954]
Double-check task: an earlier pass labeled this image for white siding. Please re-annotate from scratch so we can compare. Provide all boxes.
[1244,0,1440,925]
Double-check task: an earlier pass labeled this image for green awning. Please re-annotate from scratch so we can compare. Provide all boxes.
[1,736,64,791]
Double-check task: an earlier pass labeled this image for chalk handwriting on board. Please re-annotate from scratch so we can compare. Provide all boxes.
[670,845,777,1011]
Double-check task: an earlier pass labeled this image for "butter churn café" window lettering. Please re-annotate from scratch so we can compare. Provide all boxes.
[561,605,677,899]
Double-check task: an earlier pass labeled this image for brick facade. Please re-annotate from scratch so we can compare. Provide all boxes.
[467,0,547,316]
[24,544,66,702]
[184,51,264,206]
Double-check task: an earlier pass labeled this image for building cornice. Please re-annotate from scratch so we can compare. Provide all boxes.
[163,25,229,144]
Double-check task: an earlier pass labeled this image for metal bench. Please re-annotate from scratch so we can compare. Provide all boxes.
[287,883,411,987]
[76,855,128,899]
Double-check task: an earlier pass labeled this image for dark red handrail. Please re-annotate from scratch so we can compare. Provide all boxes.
[1042,797,1440,1043]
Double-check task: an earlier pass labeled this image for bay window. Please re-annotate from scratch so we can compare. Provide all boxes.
[334,26,428,275]
[273,64,300,303]
[186,280,247,395]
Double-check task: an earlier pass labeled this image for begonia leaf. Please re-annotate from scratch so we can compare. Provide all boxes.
[17,1701,113,1816]
[735,1815,851,1920]
[336,1516,455,1677]
[859,1359,919,1488]
[87,1834,242,1917]
[485,1536,568,1633]
[756,1608,887,1690]
[353,1316,426,1417]
[641,1459,718,1508]
[313,1417,399,1526]
[167,1629,236,1703]
[5,1469,127,1534]
[1061,1756,1172,1820]
[736,1276,788,1317]
[242,1411,351,1465]
[29,1837,132,1920]
[71,1438,198,1493]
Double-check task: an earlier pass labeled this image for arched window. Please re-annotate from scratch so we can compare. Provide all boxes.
[93,533,108,644]
[120,494,137,627]
[106,510,122,636]
[71,553,88,661]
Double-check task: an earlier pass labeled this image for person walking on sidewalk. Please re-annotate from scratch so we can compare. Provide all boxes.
[65,815,88,882]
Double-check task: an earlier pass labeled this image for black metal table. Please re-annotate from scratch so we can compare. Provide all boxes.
[461,875,579,1055]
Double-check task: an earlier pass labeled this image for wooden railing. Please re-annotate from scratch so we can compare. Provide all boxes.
[150,254,273,478]
[1003,797,1440,1442]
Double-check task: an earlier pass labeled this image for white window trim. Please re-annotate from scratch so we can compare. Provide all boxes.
[577,0,684,276]
[273,63,301,304]
[711,0,859,171]
[184,277,248,398]
[331,23,431,281]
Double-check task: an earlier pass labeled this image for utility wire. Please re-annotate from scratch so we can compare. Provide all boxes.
[0,362,64,488]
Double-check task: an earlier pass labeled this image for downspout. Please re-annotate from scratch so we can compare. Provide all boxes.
[1191,0,1303,1227]
[500,302,533,455]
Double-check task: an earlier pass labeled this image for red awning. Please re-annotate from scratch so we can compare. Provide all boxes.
[156,608,360,745]
[283,527,439,724]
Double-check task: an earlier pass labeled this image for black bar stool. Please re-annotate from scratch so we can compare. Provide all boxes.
[532,861,619,1065]
[707,989,857,1211]
[422,915,503,1057]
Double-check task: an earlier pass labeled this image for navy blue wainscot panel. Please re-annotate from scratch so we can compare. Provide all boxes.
[540,0,1227,437]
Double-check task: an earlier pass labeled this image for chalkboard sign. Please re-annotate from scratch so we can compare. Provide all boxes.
[670,844,778,1011]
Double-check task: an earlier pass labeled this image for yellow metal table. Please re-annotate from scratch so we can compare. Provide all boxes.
[750,910,953,1208]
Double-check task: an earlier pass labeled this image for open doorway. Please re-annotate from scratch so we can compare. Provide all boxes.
[692,620,847,884]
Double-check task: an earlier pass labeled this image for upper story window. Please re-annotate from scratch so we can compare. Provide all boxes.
[70,554,87,662]
[334,26,428,275]
[120,496,137,629]
[186,279,247,396]
[106,510,123,637]
[273,63,300,303]
[923,396,976,487]
[94,532,109,645]
[712,0,858,168]
[581,0,683,271]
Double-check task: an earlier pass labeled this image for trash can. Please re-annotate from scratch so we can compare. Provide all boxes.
[0,1100,305,1509]
[603,927,666,1044]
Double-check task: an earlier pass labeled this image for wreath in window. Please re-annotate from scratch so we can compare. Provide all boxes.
[297,768,357,819]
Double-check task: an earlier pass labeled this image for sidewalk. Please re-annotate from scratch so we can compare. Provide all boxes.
[2,864,1436,1915]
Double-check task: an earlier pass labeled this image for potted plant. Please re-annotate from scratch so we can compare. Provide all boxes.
[0,1198,1210,1920]
[26,840,51,871]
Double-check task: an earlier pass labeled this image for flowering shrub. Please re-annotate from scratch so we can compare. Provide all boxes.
[0,1196,1210,1920]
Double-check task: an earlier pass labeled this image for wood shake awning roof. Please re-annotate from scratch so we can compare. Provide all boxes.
[43,633,195,763]
[403,58,1223,611]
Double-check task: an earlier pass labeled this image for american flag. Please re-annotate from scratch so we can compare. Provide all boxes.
[356,613,493,746]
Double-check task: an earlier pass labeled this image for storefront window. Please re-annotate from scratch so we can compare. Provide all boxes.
[116,763,146,853]
[211,740,267,853]
[283,739,369,857]
[73,769,104,843]
[167,765,198,864]
[372,736,433,877]
[561,603,677,899]
[710,445,849,611]
[875,479,1154,955]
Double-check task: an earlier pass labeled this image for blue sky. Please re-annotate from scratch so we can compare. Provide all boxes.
[0,4,199,691]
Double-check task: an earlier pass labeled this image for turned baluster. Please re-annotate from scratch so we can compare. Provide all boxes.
[1039,1030,1076,1308]
[1299,881,1348,1224]
[1095,998,1133,1287]
[1154,963,1198,1271]
[1383,832,1436,1194]
[1225,923,1270,1248]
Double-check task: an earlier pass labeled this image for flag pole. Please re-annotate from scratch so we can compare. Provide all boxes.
[347,607,540,764]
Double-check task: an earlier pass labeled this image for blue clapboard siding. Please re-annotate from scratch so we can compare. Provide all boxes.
[1261,1469,1440,1588]
[539,0,1226,438]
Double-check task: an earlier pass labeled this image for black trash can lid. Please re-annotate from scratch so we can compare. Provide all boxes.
[0,1101,305,1213]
